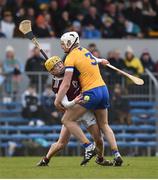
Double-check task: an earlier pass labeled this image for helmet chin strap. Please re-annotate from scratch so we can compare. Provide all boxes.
[66,37,78,53]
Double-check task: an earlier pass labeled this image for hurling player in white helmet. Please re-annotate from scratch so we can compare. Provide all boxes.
[60,31,80,53]
[55,31,123,166]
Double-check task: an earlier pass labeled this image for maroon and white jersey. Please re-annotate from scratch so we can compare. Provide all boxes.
[52,74,81,101]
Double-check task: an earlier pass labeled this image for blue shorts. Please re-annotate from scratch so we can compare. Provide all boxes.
[81,85,110,110]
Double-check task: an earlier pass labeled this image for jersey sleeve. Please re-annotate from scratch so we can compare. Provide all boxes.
[64,54,76,72]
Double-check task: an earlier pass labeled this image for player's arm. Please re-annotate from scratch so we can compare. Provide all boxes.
[54,71,73,111]
[55,54,76,111]
[61,94,83,108]
[95,57,110,66]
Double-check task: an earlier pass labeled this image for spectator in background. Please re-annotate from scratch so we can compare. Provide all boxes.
[14,7,26,24]
[82,6,102,38]
[43,12,55,37]
[108,49,125,84]
[26,7,35,25]
[154,60,158,75]
[25,47,47,92]
[124,46,144,78]
[0,11,15,38]
[0,27,6,38]
[41,84,60,124]
[57,10,71,36]
[124,19,143,38]
[13,7,26,38]
[140,49,155,72]
[104,2,117,21]
[80,0,91,16]
[0,0,6,18]
[109,83,131,125]
[71,21,82,36]
[21,85,45,126]
[107,50,115,60]
[124,46,144,93]
[33,14,52,38]
[124,0,143,29]
[140,0,156,32]
[73,13,85,34]
[48,0,61,37]
[87,43,97,52]
[3,46,22,98]
[114,13,126,38]
[91,49,107,83]
[101,16,115,38]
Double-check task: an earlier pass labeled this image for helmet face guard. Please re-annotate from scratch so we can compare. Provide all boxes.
[45,56,62,72]
[61,31,80,50]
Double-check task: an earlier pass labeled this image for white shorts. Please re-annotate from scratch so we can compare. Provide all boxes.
[77,111,96,128]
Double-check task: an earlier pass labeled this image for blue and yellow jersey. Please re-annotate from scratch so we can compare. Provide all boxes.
[64,47,105,92]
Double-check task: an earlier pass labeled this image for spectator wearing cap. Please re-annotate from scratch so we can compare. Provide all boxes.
[124,46,144,80]
[140,49,155,72]
[3,46,22,98]
[0,11,15,38]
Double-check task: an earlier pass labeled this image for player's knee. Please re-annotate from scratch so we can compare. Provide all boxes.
[61,117,72,125]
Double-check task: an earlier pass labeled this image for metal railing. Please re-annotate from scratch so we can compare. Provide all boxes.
[0,71,157,101]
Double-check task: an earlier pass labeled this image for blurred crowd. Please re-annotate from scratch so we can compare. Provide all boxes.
[0,0,158,39]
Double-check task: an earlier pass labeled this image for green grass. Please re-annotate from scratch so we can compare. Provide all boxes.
[0,156,158,179]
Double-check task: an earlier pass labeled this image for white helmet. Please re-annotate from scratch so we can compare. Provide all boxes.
[60,31,80,49]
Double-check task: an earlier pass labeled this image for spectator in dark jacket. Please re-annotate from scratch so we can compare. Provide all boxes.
[108,49,125,84]
[140,50,155,72]
[109,84,131,125]
[21,85,45,126]
[25,47,47,92]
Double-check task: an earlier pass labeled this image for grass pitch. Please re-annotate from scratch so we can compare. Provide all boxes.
[0,156,158,179]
